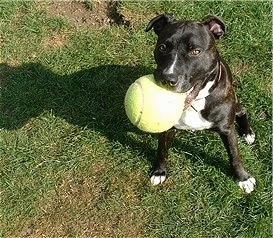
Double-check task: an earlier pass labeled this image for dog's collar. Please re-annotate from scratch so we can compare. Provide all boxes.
[216,61,222,82]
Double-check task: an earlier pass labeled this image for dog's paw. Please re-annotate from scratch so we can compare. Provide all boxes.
[151,174,166,185]
[150,170,166,185]
[238,177,256,193]
[150,167,167,186]
[244,132,255,145]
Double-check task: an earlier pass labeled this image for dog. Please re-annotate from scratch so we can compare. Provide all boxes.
[145,14,256,193]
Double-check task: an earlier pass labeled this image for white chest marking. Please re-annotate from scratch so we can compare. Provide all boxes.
[174,81,214,131]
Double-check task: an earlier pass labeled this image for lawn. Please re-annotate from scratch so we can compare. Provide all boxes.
[0,1,272,237]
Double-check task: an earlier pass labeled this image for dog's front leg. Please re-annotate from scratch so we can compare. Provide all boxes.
[150,129,176,185]
[220,126,256,193]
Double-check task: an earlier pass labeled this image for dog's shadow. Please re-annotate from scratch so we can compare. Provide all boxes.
[0,62,159,158]
[0,62,229,176]
[0,63,146,132]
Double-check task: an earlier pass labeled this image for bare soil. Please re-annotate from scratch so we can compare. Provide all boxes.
[37,0,129,29]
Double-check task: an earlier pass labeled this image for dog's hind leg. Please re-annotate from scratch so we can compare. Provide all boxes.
[235,103,255,145]
[220,126,256,193]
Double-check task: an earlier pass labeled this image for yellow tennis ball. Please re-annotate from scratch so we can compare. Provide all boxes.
[124,74,186,133]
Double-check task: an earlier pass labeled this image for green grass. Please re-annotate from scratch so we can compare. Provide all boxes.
[0,1,272,237]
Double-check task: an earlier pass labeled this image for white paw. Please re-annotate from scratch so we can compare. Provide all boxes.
[238,177,256,193]
[244,133,255,145]
[151,174,166,186]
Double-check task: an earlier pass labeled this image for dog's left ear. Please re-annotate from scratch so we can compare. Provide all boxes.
[202,16,226,39]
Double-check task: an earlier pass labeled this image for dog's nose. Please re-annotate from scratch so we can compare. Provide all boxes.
[161,73,178,87]
[168,79,178,87]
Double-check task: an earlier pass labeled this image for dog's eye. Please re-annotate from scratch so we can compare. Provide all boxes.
[190,49,201,56]
[158,44,167,52]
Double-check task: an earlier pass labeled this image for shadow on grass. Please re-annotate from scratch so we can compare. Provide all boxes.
[0,62,250,178]
[0,62,157,156]
[0,62,151,130]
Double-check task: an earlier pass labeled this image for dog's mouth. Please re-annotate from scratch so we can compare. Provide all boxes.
[156,79,199,110]
[154,73,202,110]
[158,82,198,110]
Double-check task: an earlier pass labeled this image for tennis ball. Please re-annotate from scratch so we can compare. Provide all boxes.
[124,74,186,133]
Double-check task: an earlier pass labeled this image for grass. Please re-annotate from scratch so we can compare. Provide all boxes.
[0,1,272,237]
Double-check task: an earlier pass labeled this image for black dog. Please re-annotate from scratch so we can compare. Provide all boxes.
[145,14,256,193]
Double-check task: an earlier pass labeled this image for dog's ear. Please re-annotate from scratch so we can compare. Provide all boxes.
[145,14,174,35]
[202,16,226,39]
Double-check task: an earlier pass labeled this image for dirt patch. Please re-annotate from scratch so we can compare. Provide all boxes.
[37,0,129,29]
[42,32,68,49]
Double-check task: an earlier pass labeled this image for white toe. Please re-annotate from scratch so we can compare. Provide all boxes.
[151,175,166,185]
[244,133,255,145]
[239,177,256,193]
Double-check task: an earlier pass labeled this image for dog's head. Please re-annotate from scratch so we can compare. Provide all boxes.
[146,14,226,93]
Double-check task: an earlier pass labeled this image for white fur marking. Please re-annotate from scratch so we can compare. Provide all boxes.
[151,175,166,185]
[244,133,255,145]
[238,177,256,193]
[195,80,214,99]
[165,53,178,74]
[174,80,214,131]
